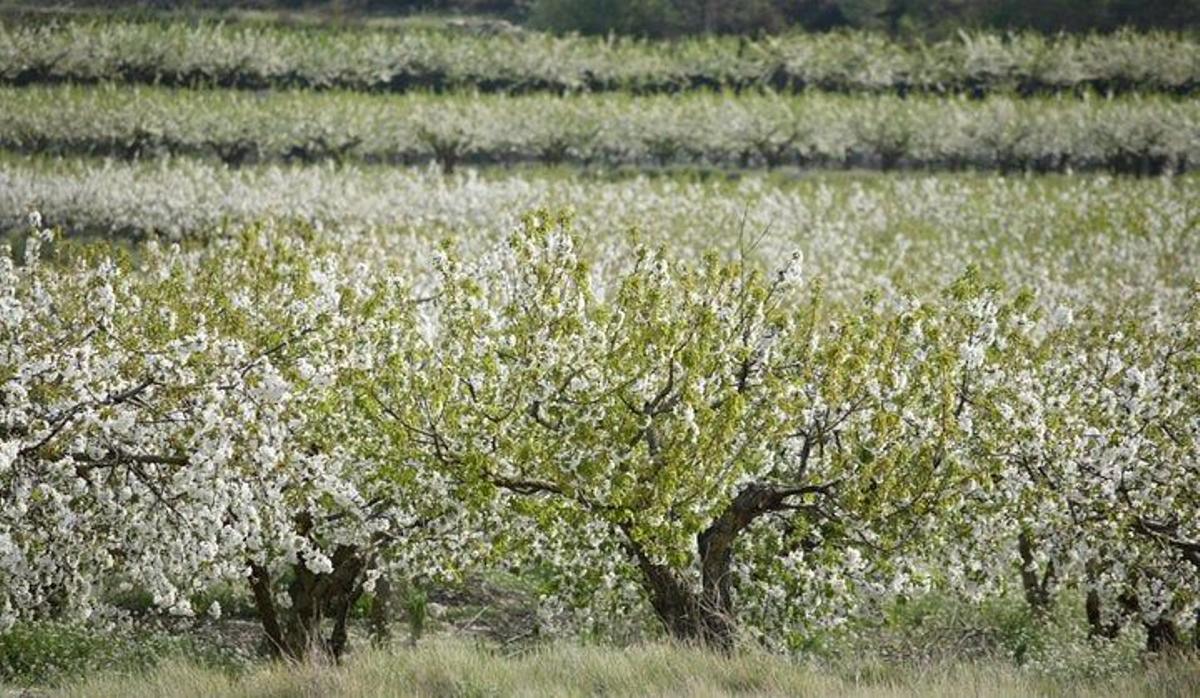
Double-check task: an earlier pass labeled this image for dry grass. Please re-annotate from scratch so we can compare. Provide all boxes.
[51,638,1200,698]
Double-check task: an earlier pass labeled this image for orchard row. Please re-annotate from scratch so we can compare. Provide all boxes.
[1,87,1194,174]
[1,215,1197,656]
[1,161,1195,312]
[2,21,1195,96]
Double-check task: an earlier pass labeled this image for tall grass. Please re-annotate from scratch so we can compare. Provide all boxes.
[54,638,1200,698]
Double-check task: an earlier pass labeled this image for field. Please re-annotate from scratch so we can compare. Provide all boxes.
[1,5,1199,697]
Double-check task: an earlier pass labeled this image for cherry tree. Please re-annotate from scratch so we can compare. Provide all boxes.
[0,220,472,659]
[4,209,1194,659]
[1039,300,1200,651]
[371,213,1010,648]
[960,290,1200,651]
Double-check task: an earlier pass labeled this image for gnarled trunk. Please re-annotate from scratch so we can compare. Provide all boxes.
[247,545,366,661]
[1112,586,1186,655]
[1099,587,1190,657]
[631,546,733,650]
[627,483,805,651]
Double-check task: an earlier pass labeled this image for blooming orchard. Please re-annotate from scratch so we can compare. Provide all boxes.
[1,212,1196,655]
[4,21,1196,96]
[4,163,1195,315]
[1,87,1194,174]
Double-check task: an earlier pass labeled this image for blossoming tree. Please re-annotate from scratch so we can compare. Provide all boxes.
[0,221,476,659]
[371,213,1016,648]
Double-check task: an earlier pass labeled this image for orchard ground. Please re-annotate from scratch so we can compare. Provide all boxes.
[3,580,1200,696]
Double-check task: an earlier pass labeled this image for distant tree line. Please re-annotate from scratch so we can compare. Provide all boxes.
[517,0,1200,36]
[373,0,1200,36]
[13,0,1200,35]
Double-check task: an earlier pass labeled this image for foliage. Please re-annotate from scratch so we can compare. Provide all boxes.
[1,162,1195,316]
[527,0,1200,36]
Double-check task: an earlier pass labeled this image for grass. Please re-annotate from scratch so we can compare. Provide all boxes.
[44,638,1200,698]
[0,621,253,692]
[13,588,1196,697]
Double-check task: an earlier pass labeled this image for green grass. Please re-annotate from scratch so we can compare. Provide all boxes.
[45,638,1200,698]
[4,589,1193,697]
[0,621,252,690]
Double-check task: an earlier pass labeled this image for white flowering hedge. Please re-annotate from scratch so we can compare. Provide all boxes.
[1,213,1197,657]
[1,87,1194,174]
[1,21,1196,96]
[3,162,1195,313]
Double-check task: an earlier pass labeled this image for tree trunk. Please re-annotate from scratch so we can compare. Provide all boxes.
[1017,530,1054,618]
[249,562,288,658]
[325,548,366,660]
[624,483,800,651]
[285,560,322,656]
[696,506,752,648]
[630,546,707,644]
[368,574,393,647]
[1115,587,1185,654]
[1085,558,1123,640]
[1086,588,1120,640]
[1146,616,1182,654]
[246,546,365,661]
